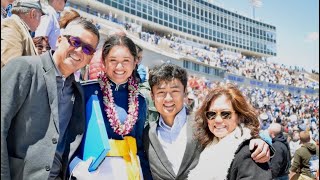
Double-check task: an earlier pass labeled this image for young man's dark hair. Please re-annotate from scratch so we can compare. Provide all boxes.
[65,17,100,43]
[148,63,188,92]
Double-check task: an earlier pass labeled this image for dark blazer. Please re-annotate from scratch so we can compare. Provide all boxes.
[143,113,202,180]
[1,51,85,180]
[227,139,272,180]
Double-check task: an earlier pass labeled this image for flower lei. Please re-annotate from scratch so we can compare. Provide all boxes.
[98,72,139,136]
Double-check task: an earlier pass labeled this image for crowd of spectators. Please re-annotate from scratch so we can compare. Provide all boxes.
[73,2,318,89]
[136,31,319,89]
[70,1,318,90]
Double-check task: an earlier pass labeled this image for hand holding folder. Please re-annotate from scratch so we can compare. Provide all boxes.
[82,95,110,172]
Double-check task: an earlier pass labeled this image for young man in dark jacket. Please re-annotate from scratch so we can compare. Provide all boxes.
[268,123,291,180]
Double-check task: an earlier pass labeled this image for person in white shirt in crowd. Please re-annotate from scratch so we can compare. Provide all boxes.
[35,0,66,50]
[289,129,301,159]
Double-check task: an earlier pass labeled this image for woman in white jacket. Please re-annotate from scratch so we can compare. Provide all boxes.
[188,83,272,180]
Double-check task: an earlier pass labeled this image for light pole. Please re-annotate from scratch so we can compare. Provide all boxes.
[249,0,262,19]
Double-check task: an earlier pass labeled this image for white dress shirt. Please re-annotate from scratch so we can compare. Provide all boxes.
[157,107,188,175]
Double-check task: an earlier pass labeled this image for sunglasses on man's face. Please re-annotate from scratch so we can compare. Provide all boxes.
[63,35,96,55]
[205,110,235,120]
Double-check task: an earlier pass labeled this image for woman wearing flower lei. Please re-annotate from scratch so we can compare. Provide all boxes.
[70,35,152,180]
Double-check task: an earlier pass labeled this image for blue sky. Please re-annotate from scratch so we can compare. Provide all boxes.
[211,0,319,72]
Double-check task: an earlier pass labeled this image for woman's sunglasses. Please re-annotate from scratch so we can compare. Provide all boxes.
[63,35,96,55]
[205,110,235,120]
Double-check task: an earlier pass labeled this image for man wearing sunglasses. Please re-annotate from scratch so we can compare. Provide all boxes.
[143,63,274,180]
[1,18,100,180]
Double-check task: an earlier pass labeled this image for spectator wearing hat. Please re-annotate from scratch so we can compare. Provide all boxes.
[1,0,46,68]
[35,0,67,50]
[260,113,270,130]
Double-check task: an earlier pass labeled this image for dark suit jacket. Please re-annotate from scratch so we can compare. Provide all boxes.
[143,113,202,180]
[1,51,85,180]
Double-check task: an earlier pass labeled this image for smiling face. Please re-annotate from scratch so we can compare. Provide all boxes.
[103,45,137,84]
[207,95,239,140]
[151,78,185,126]
[34,37,50,55]
[53,24,98,77]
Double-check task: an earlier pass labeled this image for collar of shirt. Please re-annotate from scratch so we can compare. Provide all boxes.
[157,107,187,143]
[50,50,74,83]
[51,51,64,78]
[108,79,128,91]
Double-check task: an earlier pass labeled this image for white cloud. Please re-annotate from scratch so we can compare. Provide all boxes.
[306,32,319,42]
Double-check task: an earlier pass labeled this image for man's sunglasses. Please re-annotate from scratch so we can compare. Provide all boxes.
[63,35,96,55]
[205,110,235,120]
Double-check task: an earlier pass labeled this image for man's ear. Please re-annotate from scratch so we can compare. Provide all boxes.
[150,91,154,101]
[29,9,36,19]
[56,35,63,44]
[55,35,63,49]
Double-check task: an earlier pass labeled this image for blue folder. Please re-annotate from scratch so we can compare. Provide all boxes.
[83,94,110,172]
